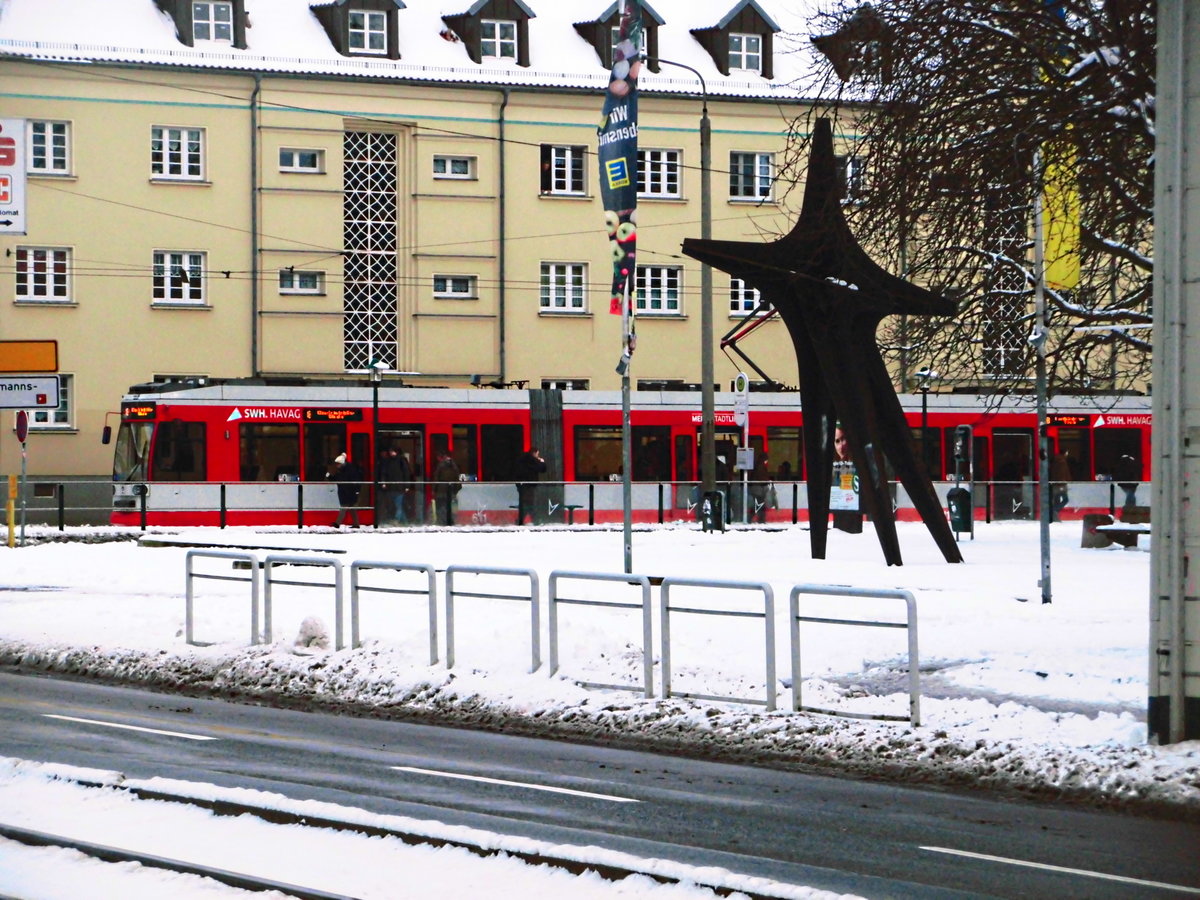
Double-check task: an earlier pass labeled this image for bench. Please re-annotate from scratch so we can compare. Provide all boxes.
[1095,522,1151,549]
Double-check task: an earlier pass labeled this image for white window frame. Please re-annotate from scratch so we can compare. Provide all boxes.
[541,378,589,390]
[729,33,763,73]
[14,247,71,303]
[192,1,234,42]
[542,145,586,196]
[730,277,771,317]
[27,120,70,174]
[433,274,478,299]
[540,262,587,312]
[836,154,866,202]
[151,126,205,181]
[433,154,476,180]
[481,19,517,60]
[153,250,206,305]
[638,149,682,199]
[610,25,647,64]
[636,265,683,315]
[279,269,325,295]
[729,151,773,200]
[349,9,387,54]
[30,374,72,429]
[279,148,324,173]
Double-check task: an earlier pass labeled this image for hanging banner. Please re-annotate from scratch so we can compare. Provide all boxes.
[0,118,28,236]
[598,0,643,315]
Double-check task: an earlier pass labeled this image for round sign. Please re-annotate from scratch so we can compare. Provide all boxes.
[15,410,29,443]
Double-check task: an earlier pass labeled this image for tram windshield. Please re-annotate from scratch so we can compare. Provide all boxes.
[112,421,153,482]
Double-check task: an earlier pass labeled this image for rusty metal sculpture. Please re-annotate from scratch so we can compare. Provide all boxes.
[683,118,962,565]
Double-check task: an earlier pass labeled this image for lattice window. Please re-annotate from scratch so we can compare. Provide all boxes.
[343,131,398,371]
[981,187,1032,377]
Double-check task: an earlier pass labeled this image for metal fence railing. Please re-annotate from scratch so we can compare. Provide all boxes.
[349,560,437,663]
[262,554,346,650]
[444,565,540,673]
[184,549,261,646]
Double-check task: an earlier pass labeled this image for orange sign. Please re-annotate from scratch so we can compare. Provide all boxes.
[0,340,58,373]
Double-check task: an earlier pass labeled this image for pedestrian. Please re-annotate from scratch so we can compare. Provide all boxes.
[1115,453,1140,510]
[749,455,770,523]
[327,452,363,528]
[432,449,461,526]
[377,446,410,525]
[1050,450,1071,521]
[514,446,546,525]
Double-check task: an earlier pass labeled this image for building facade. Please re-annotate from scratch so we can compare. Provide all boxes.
[1,0,824,485]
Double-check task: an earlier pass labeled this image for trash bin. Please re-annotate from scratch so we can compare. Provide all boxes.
[701,490,725,533]
[947,486,973,533]
[1081,513,1115,549]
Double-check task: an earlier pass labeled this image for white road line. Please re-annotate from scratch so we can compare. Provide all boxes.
[391,765,638,803]
[922,845,1200,894]
[43,714,217,742]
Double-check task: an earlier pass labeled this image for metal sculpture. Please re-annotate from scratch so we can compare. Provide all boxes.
[682,118,963,565]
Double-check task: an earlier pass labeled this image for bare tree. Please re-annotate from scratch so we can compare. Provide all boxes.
[789,0,1155,397]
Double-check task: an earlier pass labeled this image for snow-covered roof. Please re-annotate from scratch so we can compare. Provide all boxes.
[0,0,822,100]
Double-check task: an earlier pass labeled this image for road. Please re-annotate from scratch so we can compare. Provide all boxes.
[1,671,1196,899]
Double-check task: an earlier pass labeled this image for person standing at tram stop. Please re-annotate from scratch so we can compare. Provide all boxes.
[432,449,462,526]
[1115,453,1140,511]
[377,446,410,526]
[749,455,771,523]
[1050,449,1072,521]
[514,446,546,525]
[328,452,363,528]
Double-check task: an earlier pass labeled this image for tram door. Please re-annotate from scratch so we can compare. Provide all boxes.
[380,427,424,522]
[993,429,1034,519]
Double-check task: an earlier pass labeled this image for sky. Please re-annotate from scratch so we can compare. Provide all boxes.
[0,518,1197,897]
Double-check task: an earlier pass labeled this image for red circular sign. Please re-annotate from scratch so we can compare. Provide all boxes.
[15,410,28,443]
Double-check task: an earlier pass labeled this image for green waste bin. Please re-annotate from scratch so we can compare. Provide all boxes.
[947,486,973,533]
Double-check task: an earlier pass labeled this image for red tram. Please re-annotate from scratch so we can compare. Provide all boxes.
[107,378,1152,527]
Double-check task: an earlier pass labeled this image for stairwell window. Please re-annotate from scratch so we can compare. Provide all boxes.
[434,275,477,299]
[279,269,324,295]
[151,126,204,181]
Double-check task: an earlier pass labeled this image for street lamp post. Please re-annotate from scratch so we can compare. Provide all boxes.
[369,358,386,529]
[651,58,715,500]
[915,368,938,472]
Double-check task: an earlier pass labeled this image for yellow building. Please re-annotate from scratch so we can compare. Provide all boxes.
[1,0,827,505]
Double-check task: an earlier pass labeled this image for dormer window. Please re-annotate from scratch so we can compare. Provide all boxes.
[155,0,246,49]
[349,9,387,53]
[193,2,234,43]
[442,0,535,68]
[728,33,762,72]
[481,19,517,60]
[690,0,779,79]
[574,2,664,73]
[311,1,404,60]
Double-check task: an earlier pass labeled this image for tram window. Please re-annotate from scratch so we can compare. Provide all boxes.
[634,426,670,481]
[241,424,299,482]
[481,424,523,481]
[113,422,153,482]
[675,434,694,483]
[1054,428,1091,480]
[151,421,206,481]
[766,426,802,479]
[1094,427,1142,481]
[303,423,345,481]
[574,426,621,481]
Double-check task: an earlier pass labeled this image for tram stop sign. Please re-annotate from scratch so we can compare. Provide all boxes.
[15,410,28,443]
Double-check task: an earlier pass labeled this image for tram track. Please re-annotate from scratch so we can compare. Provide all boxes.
[0,775,798,900]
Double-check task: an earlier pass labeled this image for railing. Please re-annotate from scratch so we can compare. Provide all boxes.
[444,565,540,673]
[184,549,261,646]
[349,561,438,663]
[262,554,346,650]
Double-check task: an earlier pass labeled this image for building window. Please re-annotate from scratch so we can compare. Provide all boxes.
[542,378,589,390]
[540,263,587,312]
[638,149,681,199]
[636,265,682,315]
[151,126,204,180]
[30,375,72,429]
[481,19,517,59]
[279,269,324,294]
[28,121,70,174]
[153,251,205,305]
[730,278,770,316]
[433,155,476,179]
[729,151,772,200]
[729,33,763,72]
[540,145,586,196]
[433,275,477,299]
[15,247,71,303]
[279,148,323,173]
[192,1,233,42]
[349,9,387,54]
[835,155,866,202]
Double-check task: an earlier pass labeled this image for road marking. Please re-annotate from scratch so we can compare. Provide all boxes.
[391,765,638,803]
[922,846,1200,894]
[43,714,217,742]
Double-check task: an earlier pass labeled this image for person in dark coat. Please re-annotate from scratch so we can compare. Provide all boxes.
[1115,454,1140,510]
[432,450,461,526]
[514,447,546,525]
[377,446,411,525]
[328,452,363,527]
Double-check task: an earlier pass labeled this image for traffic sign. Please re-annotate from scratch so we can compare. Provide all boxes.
[15,410,28,442]
[0,376,59,409]
[0,340,58,373]
[733,372,750,426]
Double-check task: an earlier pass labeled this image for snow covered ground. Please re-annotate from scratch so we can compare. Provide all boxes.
[1,519,1197,897]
